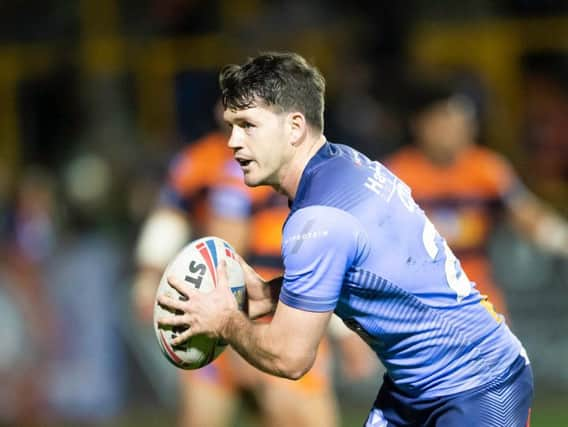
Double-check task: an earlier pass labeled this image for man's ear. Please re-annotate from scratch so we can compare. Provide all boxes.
[288,112,307,146]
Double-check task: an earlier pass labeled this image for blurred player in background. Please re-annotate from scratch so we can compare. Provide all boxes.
[385,80,568,315]
[0,166,57,426]
[132,102,374,427]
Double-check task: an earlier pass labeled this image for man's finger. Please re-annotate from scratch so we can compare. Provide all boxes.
[158,314,190,327]
[234,252,254,273]
[167,275,191,294]
[157,295,187,312]
[171,329,194,346]
[167,275,201,298]
[217,260,229,287]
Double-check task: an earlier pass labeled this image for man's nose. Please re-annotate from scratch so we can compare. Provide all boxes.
[227,128,242,149]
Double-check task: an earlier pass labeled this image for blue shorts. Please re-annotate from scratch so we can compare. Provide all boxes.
[365,355,533,427]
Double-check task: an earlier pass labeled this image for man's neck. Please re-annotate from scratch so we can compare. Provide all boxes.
[276,134,326,200]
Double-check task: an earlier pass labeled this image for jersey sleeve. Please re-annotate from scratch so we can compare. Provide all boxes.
[279,205,363,312]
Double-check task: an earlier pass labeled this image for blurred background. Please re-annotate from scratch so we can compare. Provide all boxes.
[0,1,567,426]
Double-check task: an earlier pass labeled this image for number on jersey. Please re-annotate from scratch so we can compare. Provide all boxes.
[422,218,472,301]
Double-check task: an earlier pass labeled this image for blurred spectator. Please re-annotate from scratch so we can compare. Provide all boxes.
[385,78,568,317]
[0,269,50,426]
[0,166,58,426]
[43,152,126,425]
[7,167,58,264]
[520,52,568,215]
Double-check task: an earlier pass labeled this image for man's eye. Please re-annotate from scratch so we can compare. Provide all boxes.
[243,122,254,129]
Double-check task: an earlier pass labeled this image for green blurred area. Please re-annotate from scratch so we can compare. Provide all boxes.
[83,394,568,427]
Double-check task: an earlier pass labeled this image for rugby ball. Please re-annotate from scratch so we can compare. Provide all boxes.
[153,236,245,370]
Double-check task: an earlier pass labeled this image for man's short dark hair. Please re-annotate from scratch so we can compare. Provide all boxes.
[405,78,480,121]
[406,80,458,116]
[219,52,326,131]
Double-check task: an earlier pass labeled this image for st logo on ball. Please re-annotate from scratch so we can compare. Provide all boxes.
[153,236,245,369]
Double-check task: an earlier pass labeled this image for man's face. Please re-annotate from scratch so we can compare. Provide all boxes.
[414,100,476,165]
[223,103,292,187]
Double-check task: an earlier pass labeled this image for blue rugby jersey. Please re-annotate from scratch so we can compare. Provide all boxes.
[280,142,526,398]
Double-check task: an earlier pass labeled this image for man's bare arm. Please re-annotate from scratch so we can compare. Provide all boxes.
[507,192,568,257]
[157,265,330,380]
[221,302,331,379]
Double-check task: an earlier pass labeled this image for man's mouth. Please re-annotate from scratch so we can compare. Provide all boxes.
[236,158,252,168]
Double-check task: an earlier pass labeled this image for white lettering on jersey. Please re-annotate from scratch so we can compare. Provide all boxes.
[284,229,329,245]
[364,162,396,202]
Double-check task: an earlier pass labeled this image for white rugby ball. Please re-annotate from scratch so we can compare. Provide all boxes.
[153,236,245,370]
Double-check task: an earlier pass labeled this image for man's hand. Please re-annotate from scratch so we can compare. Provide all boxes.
[157,261,239,345]
[235,254,282,319]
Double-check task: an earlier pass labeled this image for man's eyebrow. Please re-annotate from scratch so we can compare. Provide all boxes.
[233,116,255,125]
